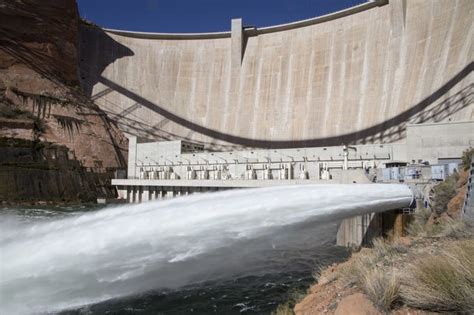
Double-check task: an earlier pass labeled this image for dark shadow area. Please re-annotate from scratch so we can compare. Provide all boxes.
[97,62,473,149]
[79,23,134,96]
[0,0,80,87]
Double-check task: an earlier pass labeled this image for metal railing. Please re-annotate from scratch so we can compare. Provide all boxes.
[461,156,474,220]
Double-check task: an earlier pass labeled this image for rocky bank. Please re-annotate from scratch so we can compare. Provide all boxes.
[292,165,474,315]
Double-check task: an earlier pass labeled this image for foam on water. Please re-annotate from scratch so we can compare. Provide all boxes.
[0,184,413,314]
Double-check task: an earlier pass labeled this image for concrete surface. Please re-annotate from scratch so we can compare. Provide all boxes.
[80,0,473,150]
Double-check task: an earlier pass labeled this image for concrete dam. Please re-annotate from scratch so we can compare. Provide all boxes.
[79,0,473,150]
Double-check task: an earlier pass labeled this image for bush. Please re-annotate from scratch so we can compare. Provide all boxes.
[432,174,458,215]
[271,303,294,315]
[407,207,432,237]
[436,217,471,239]
[400,240,474,312]
[362,269,400,311]
[408,215,471,239]
[461,148,474,171]
[77,191,97,203]
[338,251,376,286]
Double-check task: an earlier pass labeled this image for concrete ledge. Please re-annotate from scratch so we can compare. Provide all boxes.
[111,179,335,187]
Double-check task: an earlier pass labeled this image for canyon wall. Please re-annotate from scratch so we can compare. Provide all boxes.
[0,0,128,202]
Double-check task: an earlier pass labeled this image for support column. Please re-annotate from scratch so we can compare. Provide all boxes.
[127,136,138,179]
[127,186,133,203]
[149,187,155,200]
[142,186,150,202]
[133,187,139,203]
[231,18,243,70]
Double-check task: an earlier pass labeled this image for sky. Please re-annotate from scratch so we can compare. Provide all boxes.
[77,0,367,33]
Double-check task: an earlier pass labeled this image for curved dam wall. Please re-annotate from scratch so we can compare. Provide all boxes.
[79,0,473,150]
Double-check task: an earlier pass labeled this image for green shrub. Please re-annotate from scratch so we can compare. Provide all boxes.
[77,191,97,203]
[432,174,458,215]
[461,148,474,171]
[400,240,474,312]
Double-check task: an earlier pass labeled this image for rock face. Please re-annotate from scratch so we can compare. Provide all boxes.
[0,0,128,202]
[0,0,79,86]
[334,293,380,315]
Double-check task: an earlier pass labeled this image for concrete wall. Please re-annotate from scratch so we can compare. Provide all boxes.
[80,0,473,150]
[128,138,406,180]
[406,120,474,164]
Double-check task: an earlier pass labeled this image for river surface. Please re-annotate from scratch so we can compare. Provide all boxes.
[1,205,347,314]
[0,184,412,314]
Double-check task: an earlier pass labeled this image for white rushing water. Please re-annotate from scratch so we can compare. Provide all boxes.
[0,184,412,314]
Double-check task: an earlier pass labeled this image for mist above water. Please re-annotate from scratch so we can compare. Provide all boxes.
[0,184,412,314]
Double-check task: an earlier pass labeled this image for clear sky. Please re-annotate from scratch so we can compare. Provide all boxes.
[77,0,367,33]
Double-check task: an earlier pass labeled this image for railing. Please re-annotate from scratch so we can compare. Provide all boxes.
[461,156,474,220]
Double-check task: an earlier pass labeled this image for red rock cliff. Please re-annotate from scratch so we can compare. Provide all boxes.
[0,0,127,202]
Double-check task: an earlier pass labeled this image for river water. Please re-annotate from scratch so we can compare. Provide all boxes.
[0,184,413,314]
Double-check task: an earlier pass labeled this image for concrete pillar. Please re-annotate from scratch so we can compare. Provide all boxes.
[117,186,127,200]
[127,136,138,179]
[133,187,139,203]
[142,186,150,202]
[231,18,243,70]
[137,187,142,203]
[336,212,382,247]
[127,186,133,203]
[343,145,349,170]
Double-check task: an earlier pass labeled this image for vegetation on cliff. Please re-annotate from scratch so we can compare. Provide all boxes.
[290,221,473,315]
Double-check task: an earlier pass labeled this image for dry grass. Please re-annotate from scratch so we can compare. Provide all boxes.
[372,238,408,259]
[408,215,472,239]
[362,269,400,311]
[436,217,472,239]
[271,302,294,315]
[400,239,474,312]
[338,252,401,311]
[337,239,407,311]
[338,250,376,286]
[407,207,432,237]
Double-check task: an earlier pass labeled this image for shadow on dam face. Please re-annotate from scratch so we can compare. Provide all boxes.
[79,24,135,97]
[94,62,473,149]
